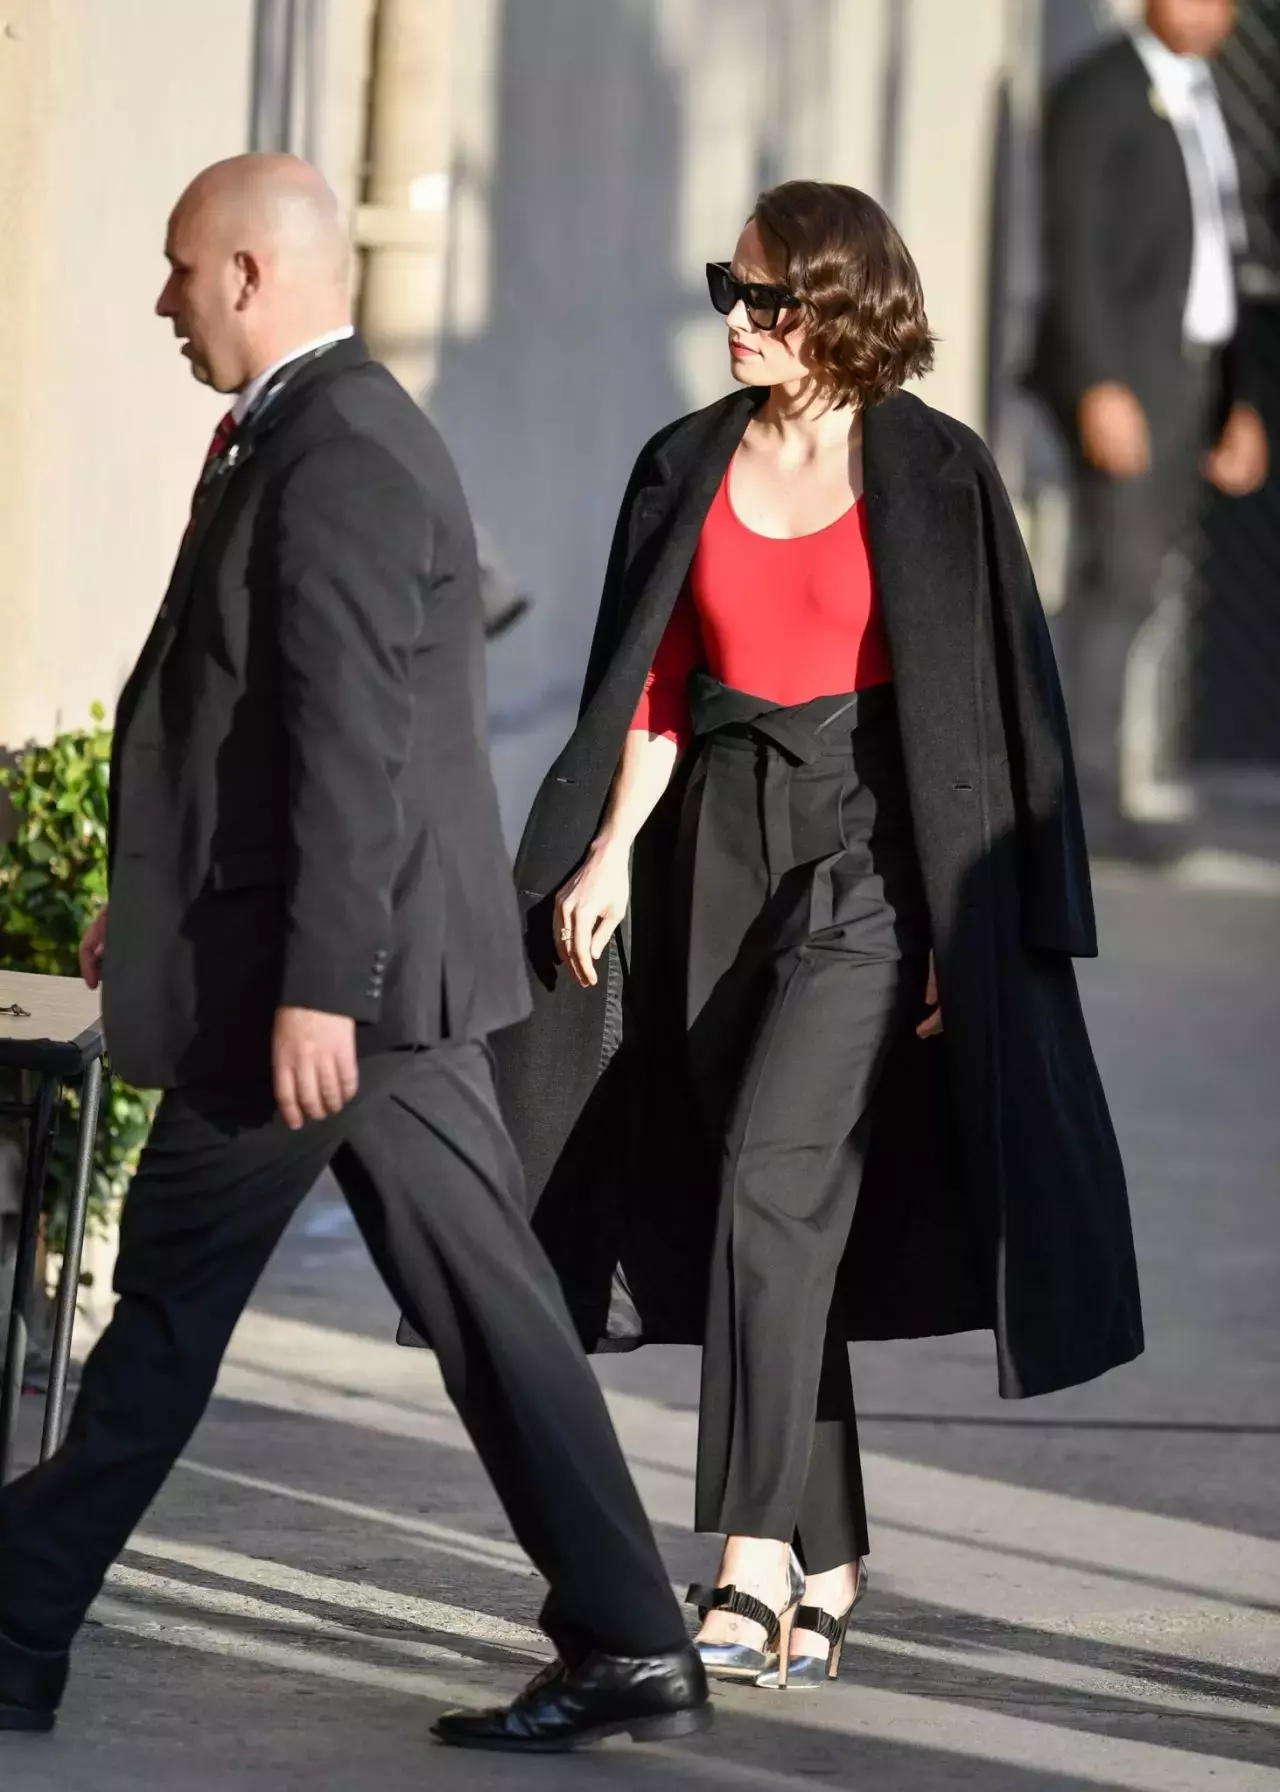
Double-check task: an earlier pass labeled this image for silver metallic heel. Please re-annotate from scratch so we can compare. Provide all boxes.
[756,1558,868,1689]
[688,1547,805,1683]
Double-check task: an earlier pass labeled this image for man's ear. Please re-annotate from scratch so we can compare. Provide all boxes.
[234,250,262,311]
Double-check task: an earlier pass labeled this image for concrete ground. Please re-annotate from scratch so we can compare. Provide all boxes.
[2,867,1279,1791]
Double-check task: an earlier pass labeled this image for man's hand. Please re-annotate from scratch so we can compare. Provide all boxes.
[1204,402,1268,497]
[916,952,943,1040]
[79,907,108,990]
[1078,383,1151,479]
[273,1006,359,1131]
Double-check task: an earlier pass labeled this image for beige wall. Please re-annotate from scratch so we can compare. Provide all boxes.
[0,1,256,747]
[315,0,377,223]
[0,0,376,752]
[895,0,1016,424]
[656,0,892,411]
[0,2,56,749]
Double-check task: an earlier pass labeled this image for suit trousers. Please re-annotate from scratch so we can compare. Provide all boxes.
[0,1043,684,1662]
[1054,351,1220,825]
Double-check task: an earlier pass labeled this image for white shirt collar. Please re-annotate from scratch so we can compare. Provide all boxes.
[232,326,356,425]
[1132,28,1212,109]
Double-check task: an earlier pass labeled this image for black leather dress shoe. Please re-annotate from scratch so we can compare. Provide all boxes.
[432,1642,712,1752]
[0,1627,69,1733]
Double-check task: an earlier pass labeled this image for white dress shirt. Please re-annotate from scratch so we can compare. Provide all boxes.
[232,325,356,425]
[1132,30,1245,346]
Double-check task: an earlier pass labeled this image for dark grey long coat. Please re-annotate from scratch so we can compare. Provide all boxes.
[495,387,1143,1400]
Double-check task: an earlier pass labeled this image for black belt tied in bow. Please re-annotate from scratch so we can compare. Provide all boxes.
[679,675,898,1023]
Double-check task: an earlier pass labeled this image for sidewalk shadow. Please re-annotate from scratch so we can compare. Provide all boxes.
[83,1394,1280,1777]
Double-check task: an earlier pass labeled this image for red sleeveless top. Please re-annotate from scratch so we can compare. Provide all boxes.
[630,469,892,748]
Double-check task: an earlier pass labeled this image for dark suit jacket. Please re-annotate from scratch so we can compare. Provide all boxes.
[1026,35,1245,428]
[104,335,530,1089]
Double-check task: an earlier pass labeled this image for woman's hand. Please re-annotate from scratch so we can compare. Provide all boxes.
[554,838,632,988]
[916,952,943,1039]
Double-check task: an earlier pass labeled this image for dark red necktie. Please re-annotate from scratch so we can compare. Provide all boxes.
[182,408,237,545]
[193,409,236,502]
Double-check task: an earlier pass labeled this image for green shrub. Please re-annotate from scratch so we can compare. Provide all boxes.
[0,705,157,1247]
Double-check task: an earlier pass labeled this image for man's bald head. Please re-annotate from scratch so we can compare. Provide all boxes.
[177,155,351,285]
[156,154,353,395]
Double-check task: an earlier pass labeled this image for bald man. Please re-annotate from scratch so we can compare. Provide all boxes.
[0,157,707,1752]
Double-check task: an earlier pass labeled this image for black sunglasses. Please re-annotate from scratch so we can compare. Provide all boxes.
[706,261,801,332]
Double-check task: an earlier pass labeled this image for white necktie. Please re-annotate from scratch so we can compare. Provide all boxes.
[1185,65,1248,253]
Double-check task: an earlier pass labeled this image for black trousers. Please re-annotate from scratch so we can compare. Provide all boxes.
[680,680,930,1574]
[0,1043,683,1662]
[1054,351,1221,826]
[695,949,921,1571]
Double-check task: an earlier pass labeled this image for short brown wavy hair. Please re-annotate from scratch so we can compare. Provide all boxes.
[752,180,935,406]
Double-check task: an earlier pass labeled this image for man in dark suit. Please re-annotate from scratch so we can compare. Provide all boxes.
[0,155,707,1753]
[1027,0,1267,858]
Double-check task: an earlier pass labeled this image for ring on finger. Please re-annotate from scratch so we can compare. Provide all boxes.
[559,927,571,941]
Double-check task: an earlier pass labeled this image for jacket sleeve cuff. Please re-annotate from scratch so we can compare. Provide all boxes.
[279,941,389,1022]
[1068,352,1127,406]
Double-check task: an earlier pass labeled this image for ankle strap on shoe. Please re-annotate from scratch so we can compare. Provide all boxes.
[794,1604,846,1647]
[686,1582,779,1641]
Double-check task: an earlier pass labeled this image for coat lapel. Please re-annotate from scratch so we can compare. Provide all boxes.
[861,391,988,957]
[565,389,760,774]
[861,390,971,650]
[113,337,374,755]
[164,337,374,629]
[110,443,256,786]
[861,390,979,747]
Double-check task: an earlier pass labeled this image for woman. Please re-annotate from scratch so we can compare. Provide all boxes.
[493,181,1142,1690]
